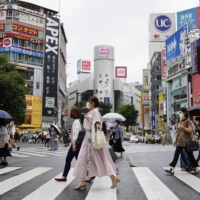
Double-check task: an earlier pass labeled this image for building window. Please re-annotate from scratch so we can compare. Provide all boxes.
[36,82,40,89]
[38,30,44,38]
[5,24,12,31]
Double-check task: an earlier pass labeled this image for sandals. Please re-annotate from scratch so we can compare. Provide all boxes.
[189,168,198,175]
[165,168,174,175]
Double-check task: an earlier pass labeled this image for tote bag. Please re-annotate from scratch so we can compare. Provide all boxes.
[93,124,106,149]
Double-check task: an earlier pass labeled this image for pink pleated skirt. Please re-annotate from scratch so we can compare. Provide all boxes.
[73,131,116,178]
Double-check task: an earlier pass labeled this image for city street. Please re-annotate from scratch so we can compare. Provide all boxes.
[0,142,200,200]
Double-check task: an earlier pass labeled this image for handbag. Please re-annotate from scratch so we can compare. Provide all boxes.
[54,138,58,142]
[187,140,199,152]
[93,124,106,149]
[76,130,86,148]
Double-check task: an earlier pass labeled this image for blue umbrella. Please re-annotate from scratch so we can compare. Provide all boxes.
[0,110,13,119]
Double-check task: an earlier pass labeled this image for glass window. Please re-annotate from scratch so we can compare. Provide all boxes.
[25,111,32,124]
[5,24,12,31]
[20,40,25,47]
[36,82,40,89]
[26,81,33,95]
[39,44,43,51]
[38,30,44,39]
[6,10,13,19]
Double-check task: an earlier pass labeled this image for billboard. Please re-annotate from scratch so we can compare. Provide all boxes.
[149,13,176,42]
[77,59,91,74]
[115,66,127,78]
[98,73,110,103]
[42,16,60,117]
[12,24,38,37]
[165,24,188,64]
[143,69,150,92]
[192,74,200,105]
[177,7,198,31]
[98,48,110,57]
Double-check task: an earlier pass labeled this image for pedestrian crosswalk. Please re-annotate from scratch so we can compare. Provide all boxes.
[0,166,200,200]
[9,147,69,158]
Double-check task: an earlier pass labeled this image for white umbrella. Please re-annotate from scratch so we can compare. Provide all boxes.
[102,113,126,123]
[50,124,61,134]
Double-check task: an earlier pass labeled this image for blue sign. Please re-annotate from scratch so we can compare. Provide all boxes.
[155,15,171,32]
[165,24,188,64]
[177,8,197,31]
[152,110,155,129]
[104,97,110,104]
[0,47,44,58]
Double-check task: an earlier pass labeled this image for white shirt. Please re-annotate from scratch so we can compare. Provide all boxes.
[72,119,81,140]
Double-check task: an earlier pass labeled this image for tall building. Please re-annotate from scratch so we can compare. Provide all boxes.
[0,0,67,131]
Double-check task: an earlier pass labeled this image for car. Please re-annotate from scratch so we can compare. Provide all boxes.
[145,135,153,144]
[129,135,140,143]
[154,135,161,143]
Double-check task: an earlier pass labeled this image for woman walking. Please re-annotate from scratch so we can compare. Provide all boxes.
[73,96,119,190]
[113,120,125,157]
[49,125,58,151]
[165,107,198,175]
[0,119,12,165]
[55,106,82,182]
[8,121,20,151]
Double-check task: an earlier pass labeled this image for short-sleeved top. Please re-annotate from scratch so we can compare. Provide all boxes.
[176,119,193,147]
[83,108,102,131]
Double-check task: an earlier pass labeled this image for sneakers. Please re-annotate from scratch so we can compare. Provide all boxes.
[165,168,174,175]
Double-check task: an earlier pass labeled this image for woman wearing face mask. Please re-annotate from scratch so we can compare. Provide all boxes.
[49,125,58,151]
[195,117,200,164]
[165,107,198,175]
[73,96,118,190]
[112,120,125,157]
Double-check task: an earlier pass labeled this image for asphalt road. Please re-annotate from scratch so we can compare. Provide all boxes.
[0,142,200,200]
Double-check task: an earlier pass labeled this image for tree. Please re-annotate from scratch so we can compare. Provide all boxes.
[116,104,139,129]
[0,55,26,125]
[99,102,112,115]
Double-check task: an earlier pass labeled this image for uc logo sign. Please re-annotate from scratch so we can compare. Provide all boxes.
[155,15,171,32]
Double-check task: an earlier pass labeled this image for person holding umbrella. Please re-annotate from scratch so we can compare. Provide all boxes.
[0,118,12,165]
[49,124,59,151]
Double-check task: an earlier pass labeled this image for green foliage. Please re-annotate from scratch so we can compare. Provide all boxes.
[99,102,112,115]
[116,104,139,128]
[0,55,26,125]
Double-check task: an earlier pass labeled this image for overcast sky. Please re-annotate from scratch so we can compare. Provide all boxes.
[23,0,199,86]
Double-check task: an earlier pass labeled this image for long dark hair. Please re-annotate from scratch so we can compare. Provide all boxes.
[179,107,190,120]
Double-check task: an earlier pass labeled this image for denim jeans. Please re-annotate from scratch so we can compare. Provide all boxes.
[180,148,190,168]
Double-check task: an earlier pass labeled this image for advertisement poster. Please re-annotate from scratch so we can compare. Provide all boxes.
[177,7,197,31]
[115,66,127,78]
[149,13,176,42]
[98,74,109,103]
[165,24,188,64]
[143,69,150,92]
[77,59,91,74]
[42,16,60,117]
[192,74,200,105]
[143,106,151,130]
[191,41,198,73]
[98,48,110,57]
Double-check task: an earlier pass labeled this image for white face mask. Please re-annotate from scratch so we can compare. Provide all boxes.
[86,102,90,109]
[114,123,117,126]
[196,121,199,125]
[179,113,184,121]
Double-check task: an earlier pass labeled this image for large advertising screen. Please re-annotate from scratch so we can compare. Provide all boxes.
[42,16,60,117]
[149,13,176,42]
[165,24,188,64]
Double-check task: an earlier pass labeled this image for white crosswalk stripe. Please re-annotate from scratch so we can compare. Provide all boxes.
[1,165,200,199]
[22,168,75,200]
[132,167,179,200]
[0,167,21,175]
[0,167,52,195]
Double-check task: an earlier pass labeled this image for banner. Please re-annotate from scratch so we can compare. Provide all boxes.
[143,69,150,92]
[12,24,38,37]
[165,24,188,64]
[42,16,60,117]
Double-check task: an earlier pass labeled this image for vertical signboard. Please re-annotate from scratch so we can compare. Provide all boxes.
[167,83,172,121]
[42,16,60,117]
[161,50,166,87]
[143,106,151,130]
[98,73,110,103]
[143,69,150,92]
[152,110,155,129]
[192,74,200,105]
[191,41,198,73]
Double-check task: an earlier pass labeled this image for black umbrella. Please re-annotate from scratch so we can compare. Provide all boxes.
[188,105,200,116]
[80,106,103,115]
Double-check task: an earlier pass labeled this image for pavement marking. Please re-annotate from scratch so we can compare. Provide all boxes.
[22,168,75,200]
[85,176,117,200]
[11,151,47,157]
[132,167,179,200]
[9,153,30,158]
[0,167,52,195]
[0,167,21,175]
[164,167,200,194]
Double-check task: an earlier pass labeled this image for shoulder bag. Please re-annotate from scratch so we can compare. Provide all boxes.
[76,120,86,149]
[93,124,106,149]
[0,127,6,149]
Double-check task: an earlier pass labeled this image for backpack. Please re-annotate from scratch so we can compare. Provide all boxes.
[0,127,6,149]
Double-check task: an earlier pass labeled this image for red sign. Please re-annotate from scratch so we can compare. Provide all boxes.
[115,66,127,78]
[82,61,90,71]
[144,96,149,101]
[4,38,10,46]
[0,24,5,32]
[161,50,166,78]
[192,74,200,105]
[12,24,38,37]
[160,103,164,111]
